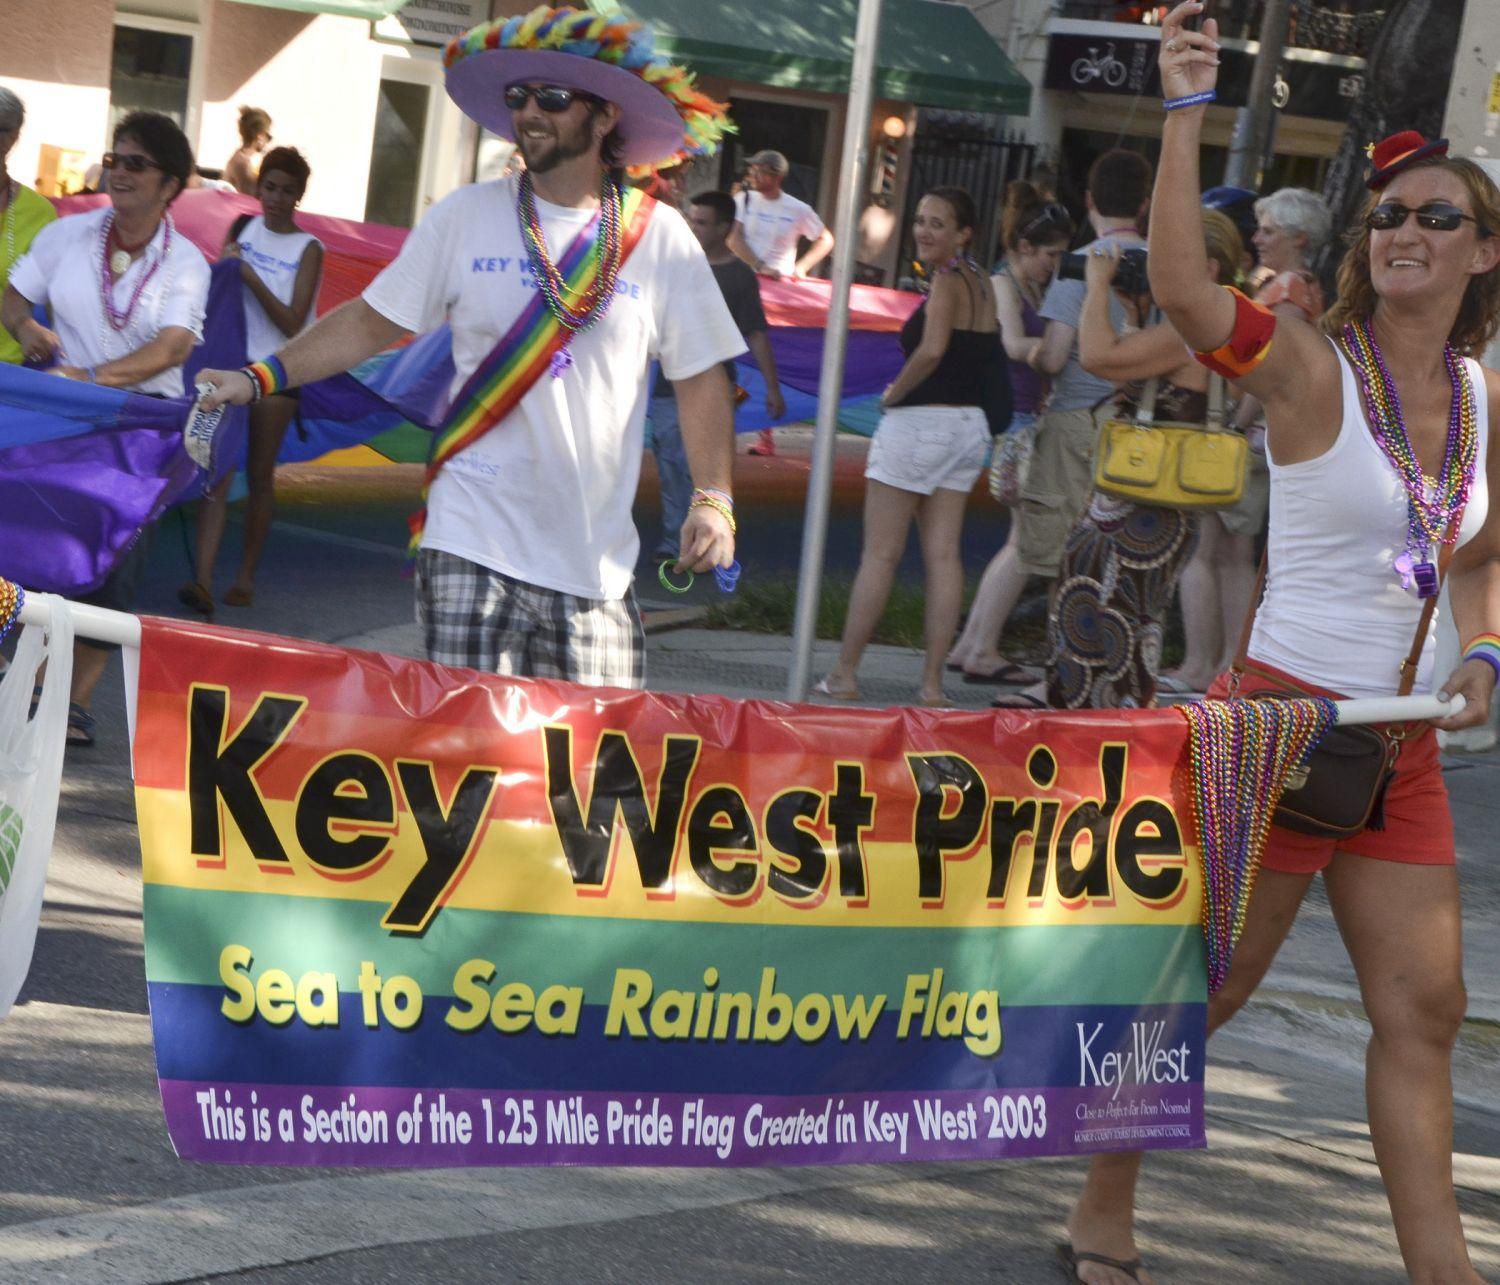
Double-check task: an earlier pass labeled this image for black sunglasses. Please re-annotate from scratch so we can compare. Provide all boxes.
[101,151,163,174]
[1020,201,1070,239]
[503,84,596,114]
[1366,201,1489,235]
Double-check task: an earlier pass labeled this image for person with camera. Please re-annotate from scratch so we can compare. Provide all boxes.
[994,209,1245,711]
[960,151,1153,684]
[1056,5,1500,1282]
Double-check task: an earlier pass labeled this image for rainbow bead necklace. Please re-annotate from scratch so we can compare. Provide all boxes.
[1335,318,1477,597]
[517,171,624,377]
[1180,695,1338,993]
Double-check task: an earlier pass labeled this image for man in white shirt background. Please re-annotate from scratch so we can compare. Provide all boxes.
[727,149,834,281]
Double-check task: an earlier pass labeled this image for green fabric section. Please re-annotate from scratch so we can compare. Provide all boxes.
[144,886,1205,1007]
[361,421,432,463]
[589,0,1029,114]
[227,0,410,18]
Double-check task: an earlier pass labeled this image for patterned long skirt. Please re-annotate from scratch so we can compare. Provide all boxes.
[1044,493,1199,709]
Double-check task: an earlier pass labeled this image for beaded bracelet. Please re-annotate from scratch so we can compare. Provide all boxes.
[1164,90,1216,111]
[1462,632,1500,684]
[689,493,737,534]
[0,578,25,648]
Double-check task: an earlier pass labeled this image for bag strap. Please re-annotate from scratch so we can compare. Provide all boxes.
[1206,373,1225,429]
[1133,376,1159,427]
[1232,520,1460,698]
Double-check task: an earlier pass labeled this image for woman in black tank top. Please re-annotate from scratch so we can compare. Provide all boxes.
[817,186,1001,707]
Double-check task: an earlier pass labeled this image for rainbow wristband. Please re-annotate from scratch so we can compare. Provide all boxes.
[1462,633,1500,684]
[1164,90,1216,111]
[243,354,290,400]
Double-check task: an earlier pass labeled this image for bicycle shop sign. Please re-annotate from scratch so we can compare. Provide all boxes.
[1044,31,1363,123]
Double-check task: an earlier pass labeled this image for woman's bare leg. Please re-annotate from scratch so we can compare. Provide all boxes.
[825,479,920,691]
[914,486,970,702]
[1323,856,1482,1283]
[1065,866,1314,1284]
[232,396,297,598]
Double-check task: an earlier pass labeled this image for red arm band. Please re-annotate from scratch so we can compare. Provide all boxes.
[1194,286,1277,380]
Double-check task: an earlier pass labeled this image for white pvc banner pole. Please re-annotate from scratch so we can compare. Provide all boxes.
[786,0,884,702]
[10,594,1465,726]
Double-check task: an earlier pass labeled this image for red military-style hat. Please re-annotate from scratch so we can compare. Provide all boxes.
[1366,130,1450,191]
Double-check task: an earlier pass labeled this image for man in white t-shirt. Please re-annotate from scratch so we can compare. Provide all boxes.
[1,110,211,748]
[727,149,834,280]
[198,7,742,689]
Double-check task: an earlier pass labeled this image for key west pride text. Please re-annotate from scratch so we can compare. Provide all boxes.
[183,685,1189,933]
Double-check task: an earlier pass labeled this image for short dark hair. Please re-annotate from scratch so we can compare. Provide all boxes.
[259,146,311,197]
[923,185,978,232]
[113,111,194,203]
[1087,149,1153,219]
[585,100,625,169]
[690,190,737,226]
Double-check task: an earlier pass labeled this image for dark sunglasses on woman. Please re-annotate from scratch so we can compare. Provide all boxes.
[503,84,597,113]
[100,152,163,174]
[1365,201,1490,235]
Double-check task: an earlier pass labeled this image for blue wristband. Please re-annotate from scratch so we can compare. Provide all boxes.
[1164,90,1216,111]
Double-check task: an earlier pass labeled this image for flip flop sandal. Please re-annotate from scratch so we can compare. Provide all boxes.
[992,691,1049,710]
[812,677,860,702]
[962,661,1038,685]
[1056,1241,1144,1283]
[1153,672,1203,697]
[177,580,215,618]
[67,702,96,749]
[222,586,254,608]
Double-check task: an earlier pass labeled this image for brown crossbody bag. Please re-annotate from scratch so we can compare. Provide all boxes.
[1227,533,1454,838]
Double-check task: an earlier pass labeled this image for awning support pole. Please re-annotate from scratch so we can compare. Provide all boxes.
[786,0,885,702]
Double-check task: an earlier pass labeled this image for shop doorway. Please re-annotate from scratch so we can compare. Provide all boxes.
[718,96,829,209]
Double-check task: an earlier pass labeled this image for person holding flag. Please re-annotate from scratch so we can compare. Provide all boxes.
[1058,4,1500,1282]
[198,6,742,688]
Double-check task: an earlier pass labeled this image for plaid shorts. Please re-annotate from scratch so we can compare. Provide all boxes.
[415,548,645,689]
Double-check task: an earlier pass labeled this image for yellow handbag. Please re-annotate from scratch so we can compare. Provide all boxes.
[1093,375,1247,509]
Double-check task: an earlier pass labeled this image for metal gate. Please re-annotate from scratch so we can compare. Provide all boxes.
[897,110,1038,285]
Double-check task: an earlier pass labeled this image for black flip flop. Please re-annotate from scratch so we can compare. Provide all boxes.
[1056,1240,1144,1282]
[962,661,1037,685]
[992,691,1049,710]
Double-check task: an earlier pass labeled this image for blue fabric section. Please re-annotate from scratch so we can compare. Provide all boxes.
[146,985,1204,1097]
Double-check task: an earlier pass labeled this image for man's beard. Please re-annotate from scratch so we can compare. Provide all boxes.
[517,114,596,174]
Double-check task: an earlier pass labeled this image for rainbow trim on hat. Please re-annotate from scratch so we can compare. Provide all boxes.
[445,6,733,167]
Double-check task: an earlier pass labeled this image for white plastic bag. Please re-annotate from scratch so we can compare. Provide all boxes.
[0,595,73,1017]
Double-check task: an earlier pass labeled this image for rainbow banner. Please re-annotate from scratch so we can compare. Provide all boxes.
[134,618,1206,1168]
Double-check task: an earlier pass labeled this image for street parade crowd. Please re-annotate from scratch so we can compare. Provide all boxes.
[1,1,1499,1280]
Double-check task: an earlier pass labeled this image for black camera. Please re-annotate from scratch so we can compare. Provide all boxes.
[1057,246,1150,296]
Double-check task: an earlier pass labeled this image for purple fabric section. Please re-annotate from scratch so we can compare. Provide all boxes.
[158,1080,1202,1168]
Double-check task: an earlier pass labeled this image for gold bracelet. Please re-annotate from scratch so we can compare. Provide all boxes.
[689,494,737,534]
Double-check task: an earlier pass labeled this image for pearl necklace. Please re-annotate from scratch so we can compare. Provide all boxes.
[1335,318,1478,598]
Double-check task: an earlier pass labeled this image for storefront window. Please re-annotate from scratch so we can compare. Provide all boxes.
[366,79,430,229]
[109,25,193,133]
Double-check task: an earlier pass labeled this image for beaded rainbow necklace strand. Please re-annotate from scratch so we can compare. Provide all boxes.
[517,171,624,332]
[1335,317,1477,597]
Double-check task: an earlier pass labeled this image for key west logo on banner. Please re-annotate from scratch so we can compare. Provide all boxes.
[133,619,1207,1168]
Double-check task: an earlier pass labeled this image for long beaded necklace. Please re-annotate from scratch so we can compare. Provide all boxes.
[1179,695,1338,993]
[0,179,16,280]
[98,210,172,332]
[1335,318,1477,598]
[516,171,624,378]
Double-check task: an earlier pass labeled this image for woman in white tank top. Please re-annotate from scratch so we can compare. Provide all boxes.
[1060,6,1500,1283]
[180,147,324,616]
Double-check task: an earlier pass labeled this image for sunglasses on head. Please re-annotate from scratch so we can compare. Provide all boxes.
[503,84,595,113]
[1020,201,1070,239]
[101,151,163,174]
[1365,201,1488,235]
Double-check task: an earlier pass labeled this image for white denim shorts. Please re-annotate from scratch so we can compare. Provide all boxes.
[865,404,990,495]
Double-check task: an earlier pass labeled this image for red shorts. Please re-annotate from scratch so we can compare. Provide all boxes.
[1205,661,1454,875]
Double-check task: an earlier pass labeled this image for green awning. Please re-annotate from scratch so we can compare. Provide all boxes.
[591,0,1030,114]
[225,0,410,18]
